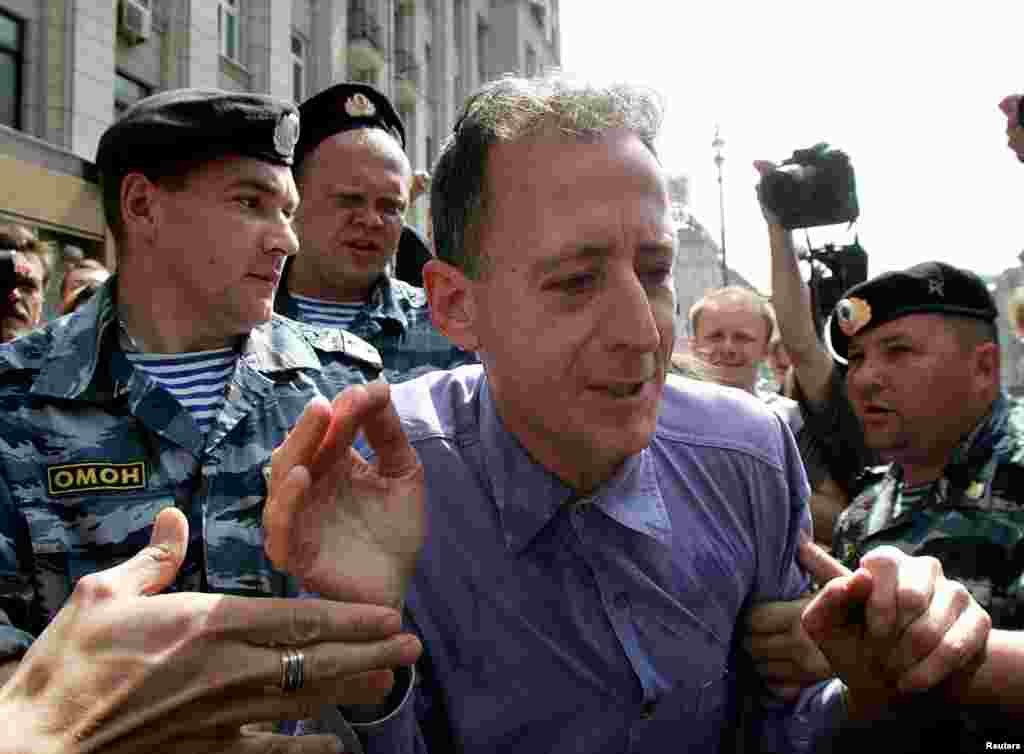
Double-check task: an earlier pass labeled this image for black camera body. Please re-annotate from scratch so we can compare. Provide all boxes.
[760,143,859,230]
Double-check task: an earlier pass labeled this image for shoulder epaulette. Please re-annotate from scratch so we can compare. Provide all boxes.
[299,323,383,371]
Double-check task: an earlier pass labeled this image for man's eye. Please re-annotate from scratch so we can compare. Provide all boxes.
[640,268,671,286]
[236,197,259,209]
[555,273,597,294]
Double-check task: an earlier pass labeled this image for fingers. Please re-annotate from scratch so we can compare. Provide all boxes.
[295,633,422,688]
[272,397,332,489]
[897,596,990,693]
[192,595,405,645]
[86,507,188,599]
[310,384,378,477]
[753,160,777,177]
[797,537,852,587]
[754,658,829,686]
[800,567,873,642]
[263,465,312,568]
[358,385,421,479]
[862,548,937,638]
[746,597,811,634]
[159,665,408,735]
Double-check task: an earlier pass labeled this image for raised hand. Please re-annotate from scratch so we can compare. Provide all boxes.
[264,382,426,610]
[0,507,421,754]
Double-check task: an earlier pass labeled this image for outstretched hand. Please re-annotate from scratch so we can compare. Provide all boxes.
[0,507,420,754]
[798,538,991,721]
[264,382,426,609]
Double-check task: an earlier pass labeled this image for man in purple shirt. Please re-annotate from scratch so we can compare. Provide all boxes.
[269,75,993,752]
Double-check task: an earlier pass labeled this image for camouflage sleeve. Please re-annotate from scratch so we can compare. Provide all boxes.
[0,469,39,661]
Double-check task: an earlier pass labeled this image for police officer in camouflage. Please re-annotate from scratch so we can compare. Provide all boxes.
[0,89,424,753]
[275,82,474,383]
[747,261,1024,750]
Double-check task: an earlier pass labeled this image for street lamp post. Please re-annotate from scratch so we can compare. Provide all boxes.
[712,125,727,286]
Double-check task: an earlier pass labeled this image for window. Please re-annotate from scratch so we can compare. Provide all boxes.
[0,10,22,129]
[218,0,241,62]
[525,44,538,77]
[291,34,305,101]
[476,18,488,85]
[114,71,151,117]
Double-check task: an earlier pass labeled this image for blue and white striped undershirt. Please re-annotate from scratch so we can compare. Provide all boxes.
[292,292,365,330]
[125,348,237,435]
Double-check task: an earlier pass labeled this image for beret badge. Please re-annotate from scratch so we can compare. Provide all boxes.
[344,93,376,118]
[836,297,872,337]
[274,112,300,159]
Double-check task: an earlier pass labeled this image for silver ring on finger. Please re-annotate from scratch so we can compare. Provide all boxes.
[280,647,305,692]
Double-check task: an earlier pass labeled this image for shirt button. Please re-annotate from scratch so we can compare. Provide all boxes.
[612,592,629,611]
[640,700,657,720]
[226,384,242,402]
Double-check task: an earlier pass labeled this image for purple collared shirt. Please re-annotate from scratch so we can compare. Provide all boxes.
[319,367,843,753]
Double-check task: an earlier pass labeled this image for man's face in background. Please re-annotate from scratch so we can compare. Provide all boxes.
[0,251,45,342]
[690,300,771,392]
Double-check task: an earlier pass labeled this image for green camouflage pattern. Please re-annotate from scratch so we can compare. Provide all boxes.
[833,394,1024,629]
[0,279,382,658]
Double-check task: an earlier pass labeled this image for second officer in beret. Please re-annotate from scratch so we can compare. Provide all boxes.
[749,259,1023,751]
[0,88,424,751]
[275,82,474,382]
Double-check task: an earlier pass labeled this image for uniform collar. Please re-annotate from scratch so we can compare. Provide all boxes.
[32,276,323,400]
[277,257,414,334]
[478,376,672,555]
[32,277,119,399]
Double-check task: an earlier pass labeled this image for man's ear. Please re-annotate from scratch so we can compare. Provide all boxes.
[423,258,481,352]
[120,172,160,243]
[973,341,1001,392]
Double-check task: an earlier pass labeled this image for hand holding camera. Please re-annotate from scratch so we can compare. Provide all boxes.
[754,143,859,230]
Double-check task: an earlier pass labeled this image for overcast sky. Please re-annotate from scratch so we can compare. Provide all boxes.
[559,0,1024,291]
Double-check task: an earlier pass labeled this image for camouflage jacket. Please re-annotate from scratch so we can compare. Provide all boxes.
[833,394,1024,630]
[274,258,475,384]
[0,280,382,659]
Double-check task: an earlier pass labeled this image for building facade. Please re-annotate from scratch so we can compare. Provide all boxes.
[0,0,561,276]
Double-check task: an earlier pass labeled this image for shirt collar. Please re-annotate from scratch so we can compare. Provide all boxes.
[478,376,672,555]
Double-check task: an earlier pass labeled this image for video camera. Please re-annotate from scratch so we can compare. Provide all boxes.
[759,143,859,230]
[800,239,869,336]
[760,142,867,333]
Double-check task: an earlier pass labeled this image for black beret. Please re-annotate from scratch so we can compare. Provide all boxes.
[828,261,997,360]
[295,83,406,168]
[95,88,300,177]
